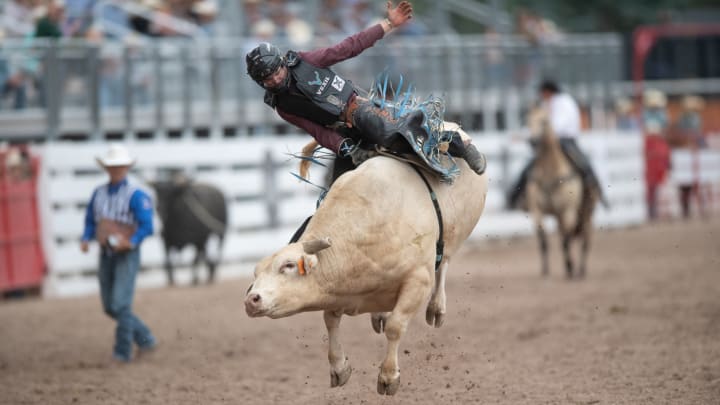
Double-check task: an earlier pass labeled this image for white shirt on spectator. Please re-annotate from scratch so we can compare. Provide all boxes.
[543,92,580,138]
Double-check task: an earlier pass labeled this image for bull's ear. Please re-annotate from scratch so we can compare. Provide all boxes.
[302,254,319,273]
[302,237,332,254]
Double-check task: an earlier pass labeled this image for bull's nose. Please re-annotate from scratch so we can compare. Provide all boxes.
[245,293,262,316]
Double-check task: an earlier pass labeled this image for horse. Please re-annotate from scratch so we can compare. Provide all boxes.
[525,107,598,279]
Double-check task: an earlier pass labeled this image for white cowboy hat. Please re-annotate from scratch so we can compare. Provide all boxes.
[192,0,218,16]
[682,95,704,111]
[96,144,136,167]
[643,89,667,108]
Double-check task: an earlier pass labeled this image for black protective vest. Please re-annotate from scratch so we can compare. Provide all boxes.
[265,51,355,125]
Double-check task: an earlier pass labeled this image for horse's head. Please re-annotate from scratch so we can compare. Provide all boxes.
[526,106,556,147]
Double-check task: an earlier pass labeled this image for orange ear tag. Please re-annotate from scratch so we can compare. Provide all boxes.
[297,257,306,276]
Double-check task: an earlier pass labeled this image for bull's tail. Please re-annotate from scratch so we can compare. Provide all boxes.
[299,140,319,180]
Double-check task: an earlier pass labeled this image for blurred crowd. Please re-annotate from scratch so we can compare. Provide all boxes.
[612,89,711,220]
[241,0,426,48]
[0,0,219,40]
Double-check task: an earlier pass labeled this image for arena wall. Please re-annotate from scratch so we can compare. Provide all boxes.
[36,131,647,297]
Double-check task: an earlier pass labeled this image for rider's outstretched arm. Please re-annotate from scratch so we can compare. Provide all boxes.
[299,1,413,68]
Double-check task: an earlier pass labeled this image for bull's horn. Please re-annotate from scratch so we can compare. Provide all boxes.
[303,237,332,254]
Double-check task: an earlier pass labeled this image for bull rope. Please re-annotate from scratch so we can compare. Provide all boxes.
[409,165,445,273]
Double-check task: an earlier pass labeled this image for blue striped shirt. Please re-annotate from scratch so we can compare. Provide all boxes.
[82,177,154,247]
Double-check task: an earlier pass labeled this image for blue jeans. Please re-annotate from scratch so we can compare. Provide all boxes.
[98,248,155,361]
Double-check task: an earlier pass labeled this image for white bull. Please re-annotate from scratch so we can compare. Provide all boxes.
[244,153,488,395]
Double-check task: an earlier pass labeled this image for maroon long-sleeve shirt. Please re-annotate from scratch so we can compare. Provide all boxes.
[275,24,385,154]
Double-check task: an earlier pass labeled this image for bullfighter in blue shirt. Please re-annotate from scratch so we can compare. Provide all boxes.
[81,144,156,362]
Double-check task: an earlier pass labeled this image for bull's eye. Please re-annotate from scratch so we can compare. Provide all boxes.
[279,261,295,274]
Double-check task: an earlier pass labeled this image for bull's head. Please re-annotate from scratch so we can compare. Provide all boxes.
[149,173,191,223]
[245,237,331,318]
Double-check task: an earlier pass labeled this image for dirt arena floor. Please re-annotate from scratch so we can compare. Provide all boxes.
[1,217,719,405]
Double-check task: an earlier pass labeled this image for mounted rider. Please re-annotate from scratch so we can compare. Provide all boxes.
[245,1,486,180]
[507,80,609,209]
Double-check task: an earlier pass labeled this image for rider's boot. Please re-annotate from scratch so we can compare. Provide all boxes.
[461,143,487,175]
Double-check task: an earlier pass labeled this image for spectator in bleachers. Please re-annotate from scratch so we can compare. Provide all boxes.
[670,95,706,149]
[614,97,641,132]
[2,0,38,38]
[0,41,29,109]
[340,0,375,35]
[642,89,671,220]
[190,0,218,34]
[241,0,263,37]
[642,89,669,136]
[669,95,707,219]
[34,0,65,38]
[64,0,94,37]
[484,26,507,86]
[316,0,345,38]
[266,0,312,47]
[4,146,34,182]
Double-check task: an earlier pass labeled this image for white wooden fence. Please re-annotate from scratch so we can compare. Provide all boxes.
[657,148,720,218]
[36,131,646,297]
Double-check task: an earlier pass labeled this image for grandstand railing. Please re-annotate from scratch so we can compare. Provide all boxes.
[0,33,624,141]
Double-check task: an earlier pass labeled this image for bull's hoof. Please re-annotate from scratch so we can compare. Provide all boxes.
[425,304,445,328]
[371,313,388,334]
[330,364,352,387]
[377,375,400,395]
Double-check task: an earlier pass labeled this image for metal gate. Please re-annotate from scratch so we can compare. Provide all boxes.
[0,146,46,293]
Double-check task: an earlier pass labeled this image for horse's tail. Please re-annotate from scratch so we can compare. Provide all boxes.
[299,139,319,180]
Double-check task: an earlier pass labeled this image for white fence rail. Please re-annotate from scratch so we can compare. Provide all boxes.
[37,131,646,297]
[656,148,720,218]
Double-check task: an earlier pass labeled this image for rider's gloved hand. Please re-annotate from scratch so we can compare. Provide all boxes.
[338,138,357,157]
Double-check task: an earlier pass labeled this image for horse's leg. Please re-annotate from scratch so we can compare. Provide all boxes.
[531,209,549,277]
[377,272,431,395]
[527,190,548,276]
[578,200,595,279]
[324,310,352,388]
[559,210,578,279]
[562,233,574,279]
[578,227,591,279]
[426,260,449,328]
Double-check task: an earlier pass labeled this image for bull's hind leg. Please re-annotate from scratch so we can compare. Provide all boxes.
[191,249,205,286]
[323,310,352,388]
[377,272,431,396]
[164,247,175,286]
[426,261,449,328]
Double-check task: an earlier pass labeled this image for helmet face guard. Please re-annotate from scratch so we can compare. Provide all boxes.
[246,43,288,91]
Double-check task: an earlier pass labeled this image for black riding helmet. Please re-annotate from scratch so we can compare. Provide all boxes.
[246,43,287,89]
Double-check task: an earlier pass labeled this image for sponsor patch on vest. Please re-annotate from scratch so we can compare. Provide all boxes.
[332,76,345,92]
[326,94,342,107]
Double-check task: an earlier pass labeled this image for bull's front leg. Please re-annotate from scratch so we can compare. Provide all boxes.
[426,261,449,328]
[323,310,352,387]
[378,273,431,395]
